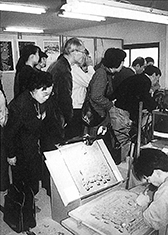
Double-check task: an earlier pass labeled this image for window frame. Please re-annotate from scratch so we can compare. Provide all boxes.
[123,42,160,67]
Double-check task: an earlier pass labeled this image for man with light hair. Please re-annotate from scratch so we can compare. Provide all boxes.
[47,37,86,140]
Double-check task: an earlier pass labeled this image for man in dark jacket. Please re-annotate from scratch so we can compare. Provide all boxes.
[112,57,146,92]
[47,37,85,140]
[114,65,161,125]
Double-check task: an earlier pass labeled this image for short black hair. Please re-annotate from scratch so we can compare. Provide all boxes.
[144,65,161,76]
[28,71,53,91]
[102,48,126,69]
[39,51,48,60]
[16,44,41,72]
[132,57,145,67]
[145,57,154,64]
[133,148,168,181]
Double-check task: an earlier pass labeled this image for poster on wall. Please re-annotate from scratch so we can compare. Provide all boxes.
[0,41,14,71]
[43,39,60,70]
[18,41,36,56]
[95,38,123,65]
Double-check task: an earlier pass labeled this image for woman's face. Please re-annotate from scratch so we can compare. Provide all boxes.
[32,85,53,104]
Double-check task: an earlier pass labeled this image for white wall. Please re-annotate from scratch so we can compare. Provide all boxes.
[62,20,167,89]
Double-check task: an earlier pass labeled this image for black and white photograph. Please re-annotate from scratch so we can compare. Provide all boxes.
[0,1,168,235]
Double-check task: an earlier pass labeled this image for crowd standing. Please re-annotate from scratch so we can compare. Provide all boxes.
[1,38,167,234]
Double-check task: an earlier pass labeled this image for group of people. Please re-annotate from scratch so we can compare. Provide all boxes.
[0,37,168,233]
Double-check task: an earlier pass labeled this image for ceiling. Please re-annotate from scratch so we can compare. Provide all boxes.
[0,0,168,34]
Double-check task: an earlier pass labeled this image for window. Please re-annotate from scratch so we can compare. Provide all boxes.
[123,42,159,67]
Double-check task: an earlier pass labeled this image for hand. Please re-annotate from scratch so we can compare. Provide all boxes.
[0,108,8,127]
[41,111,46,120]
[7,157,17,166]
[142,109,148,114]
[136,192,150,208]
[151,83,161,93]
[97,126,107,135]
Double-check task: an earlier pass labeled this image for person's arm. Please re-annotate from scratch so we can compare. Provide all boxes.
[139,78,157,112]
[90,69,113,111]
[0,90,8,127]
[4,102,23,159]
[56,70,73,124]
[142,187,168,230]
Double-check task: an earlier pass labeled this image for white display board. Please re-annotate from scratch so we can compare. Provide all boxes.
[45,140,123,206]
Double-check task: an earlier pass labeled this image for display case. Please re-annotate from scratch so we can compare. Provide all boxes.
[44,140,156,235]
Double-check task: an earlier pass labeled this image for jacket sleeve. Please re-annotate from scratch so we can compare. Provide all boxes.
[53,69,73,124]
[4,103,23,158]
[90,69,113,111]
[139,79,157,112]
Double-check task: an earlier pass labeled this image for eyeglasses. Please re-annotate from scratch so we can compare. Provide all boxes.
[74,49,86,54]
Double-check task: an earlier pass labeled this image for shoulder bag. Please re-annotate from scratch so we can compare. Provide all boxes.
[3,180,36,233]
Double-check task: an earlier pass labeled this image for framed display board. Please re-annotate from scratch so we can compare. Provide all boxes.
[43,38,60,70]
[45,140,123,206]
[69,189,152,235]
[95,37,123,65]
[0,40,14,71]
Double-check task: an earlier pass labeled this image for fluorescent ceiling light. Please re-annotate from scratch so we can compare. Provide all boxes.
[4,27,44,33]
[0,3,46,14]
[59,11,105,21]
[61,0,168,25]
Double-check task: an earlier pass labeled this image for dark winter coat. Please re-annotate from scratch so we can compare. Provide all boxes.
[47,55,73,125]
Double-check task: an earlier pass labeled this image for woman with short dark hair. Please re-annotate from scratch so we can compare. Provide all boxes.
[14,44,41,98]
[4,70,53,195]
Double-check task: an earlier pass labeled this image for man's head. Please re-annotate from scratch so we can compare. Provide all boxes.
[132,57,146,74]
[145,57,154,66]
[144,65,161,87]
[102,48,126,73]
[63,37,85,66]
[133,148,168,187]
